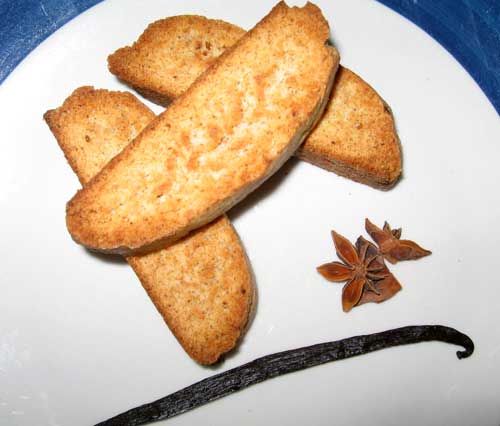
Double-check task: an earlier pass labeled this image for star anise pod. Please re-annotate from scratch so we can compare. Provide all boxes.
[317,231,390,312]
[365,218,431,264]
[354,236,402,307]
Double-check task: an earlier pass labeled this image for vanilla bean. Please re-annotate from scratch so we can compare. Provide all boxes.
[95,325,474,426]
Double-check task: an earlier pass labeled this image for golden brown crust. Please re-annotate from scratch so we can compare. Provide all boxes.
[107,14,402,189]
[44,86,155,185]
[67,2,338,254]
[127,216,254,365]
[297,67,402,188]
[108,15,245,104]
[44,86,255,365]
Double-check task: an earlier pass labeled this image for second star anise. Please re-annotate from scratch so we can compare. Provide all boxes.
[317,231,390,312]
[365,218,431,264]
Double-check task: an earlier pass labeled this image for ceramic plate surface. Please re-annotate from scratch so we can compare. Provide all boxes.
[1,1,499,425]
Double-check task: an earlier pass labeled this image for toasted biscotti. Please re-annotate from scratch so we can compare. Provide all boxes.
[44,87,155,184]
[44,86,255,365]
[108,15,245,106]
[108,15,401,189]
[66,2,339,255]
[295,67,401,188]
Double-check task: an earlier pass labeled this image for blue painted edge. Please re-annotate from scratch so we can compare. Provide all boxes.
[0,0,102,84]
[376,0,500,115]
[0,0,498,115]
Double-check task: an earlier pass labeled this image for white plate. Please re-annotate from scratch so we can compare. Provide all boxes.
[1,1,499,425]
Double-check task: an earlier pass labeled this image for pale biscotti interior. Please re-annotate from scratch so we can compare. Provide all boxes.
[66,2,339,255]
[108,14,401,189]
[44,86,255,365]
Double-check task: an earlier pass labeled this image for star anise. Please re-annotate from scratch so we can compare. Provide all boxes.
[317,231,391,312]
[354,236,402,307]
[365,218,431,264]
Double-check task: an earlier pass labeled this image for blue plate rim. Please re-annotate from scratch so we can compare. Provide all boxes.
[0,0,498,115]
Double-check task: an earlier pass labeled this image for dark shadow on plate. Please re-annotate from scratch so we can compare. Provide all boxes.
[228,157,301,222]
[79,156,300,265]
[84,247,127,265]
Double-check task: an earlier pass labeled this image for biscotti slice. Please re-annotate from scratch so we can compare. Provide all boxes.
[109,15,400,189]
[44,87,155,184]
[295,67,401,188]
[66,2,339,255]
[108,15,245,106]
[44,86,255,365]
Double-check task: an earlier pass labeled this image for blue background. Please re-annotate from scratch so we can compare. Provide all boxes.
[0,0,498,114]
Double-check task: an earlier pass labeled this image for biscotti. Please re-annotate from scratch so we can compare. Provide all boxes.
[108,14,401,188]
[108,15,245,106]
[296,67,401,188]
[44,86,255,365]
[66,2,339,254]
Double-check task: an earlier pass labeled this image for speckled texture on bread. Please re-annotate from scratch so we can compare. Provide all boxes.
[44,86,155,185]
[296,67,402,188]
[108,14,401,189]
[44,86,255,365]
[108,15,245,104]
[66,2,339,255]
[127,216,255,365]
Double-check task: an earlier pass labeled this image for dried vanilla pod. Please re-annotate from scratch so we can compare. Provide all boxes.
[95,325,474,426]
